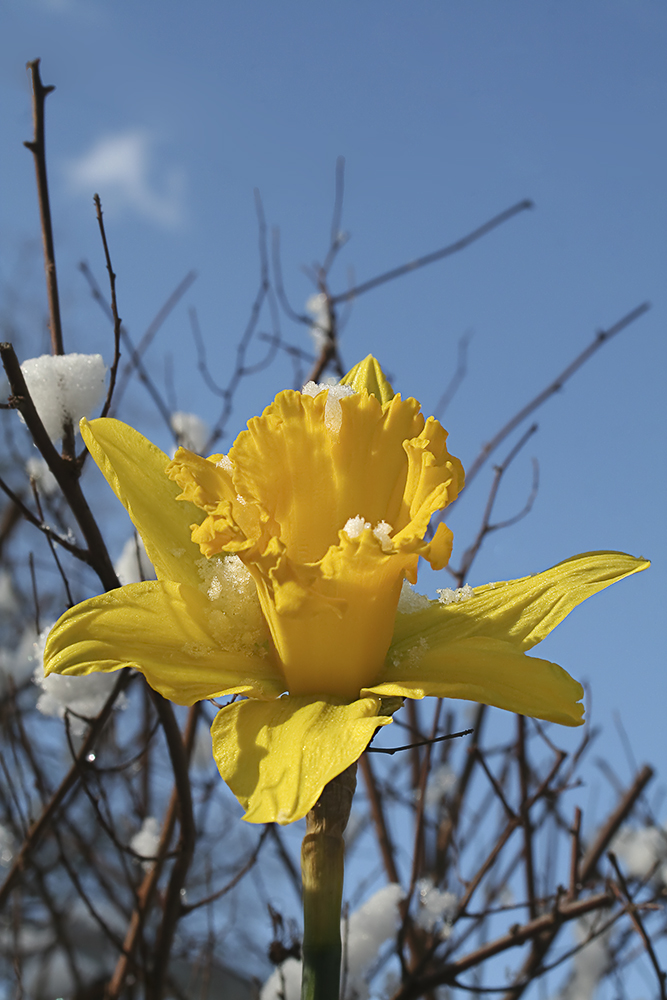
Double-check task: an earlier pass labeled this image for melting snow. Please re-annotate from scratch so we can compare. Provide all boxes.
[302,380,355,435]
[20,353,107,441]
[437,584,474,605]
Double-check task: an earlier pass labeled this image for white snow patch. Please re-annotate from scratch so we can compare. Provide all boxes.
[305,292,331,351]
[20,353,107,441]
[261,884,405,1000]
[397,580,431,614]
[416,879,457,934]
[0,824,15,866]
[0,626,48,692]
[33,626,127,736]
[425,764,457,809]
[343,516,394,552]
[391,636,428,670]
[0,572,18,615]
[344,883,405,993]
[115,535,156,585]
[437,584,474,605]
[372,521,393,553]
[260,956,302,1000]
[555,915,609,1000]
[170,411,209,453]
[302,380,355,435]
[26,456,58,496]
[612,823,667,885]
[130,816,160,869]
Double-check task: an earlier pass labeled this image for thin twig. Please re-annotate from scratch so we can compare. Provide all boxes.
[608,852,666,999]
[1,342,119,590]
[147,694,197,1000]
[439,302,651,524]
[331,200,533,305]
[579,765,654,883]
[367,729,473,756]
[23,60,63,357]
[93,195,123,420]
[0,671,134,909]
[451,424,539,584]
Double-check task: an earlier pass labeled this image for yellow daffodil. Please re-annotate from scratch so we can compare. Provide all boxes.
[44,357,648,824]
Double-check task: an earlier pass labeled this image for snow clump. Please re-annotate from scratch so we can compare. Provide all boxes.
[20,353,107,441]
[170,411,209,453]
[26,456,58,497]
[260,883,404,1000]
[305,292,331,351]
[437,584,474,605]
[343,516,394,553]
[33,626,127,736]
[130,816,160,869]
[301,380,355,435]
[416,878,457,935]
[611,823,667,885]
[397,580,431,614]
[115,534,156,585]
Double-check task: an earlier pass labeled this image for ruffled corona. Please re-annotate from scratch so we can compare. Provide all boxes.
[167,383,464,698]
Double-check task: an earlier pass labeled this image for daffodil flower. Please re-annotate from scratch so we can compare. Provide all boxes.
[44,357,648,824]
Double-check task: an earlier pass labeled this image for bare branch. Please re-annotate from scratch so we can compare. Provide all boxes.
[331,200,533,305]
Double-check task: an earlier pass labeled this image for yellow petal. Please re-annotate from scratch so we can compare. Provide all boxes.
[210,695,392,823]
[340,354,396,403]
[390,552,649,651]
[44,580,284,704]
[81,418,203,588]
[367,637,584,727]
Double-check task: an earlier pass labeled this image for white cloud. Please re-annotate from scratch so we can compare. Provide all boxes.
[65,129,186,228]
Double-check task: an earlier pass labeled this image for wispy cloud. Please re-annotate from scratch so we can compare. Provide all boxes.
[65,129,186,228]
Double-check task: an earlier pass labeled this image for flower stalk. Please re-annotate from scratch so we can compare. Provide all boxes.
[301,763,357,1000]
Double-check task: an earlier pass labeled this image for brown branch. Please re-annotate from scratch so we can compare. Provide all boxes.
[267,823,302,901]
[111,269,197,413]
[0,496,22,558]
[30,478,74,606]
[433,329,471,420]
[0,472,89,563]
[392,892,615,1000]
[77,261,175,434]
[23,60,63,358]
[473,748,516,822]
[516,717,537,921]
[366,729,473,757]
[359,753,400,885]
[93,195,123,420]
[105,704,199,1000]
[0,670,134,910]
[321,155,349,276]
[434,704,486,881]
[441,302,650,520]
[453,751,566,925]
[180,826,271,914]
[146,694,197,1000]
[567,807,582,901]
[331,200,533,305]
[608,852,666,999]
[450,424,539,584]
[1,342,119,591]
[579,764,654,884]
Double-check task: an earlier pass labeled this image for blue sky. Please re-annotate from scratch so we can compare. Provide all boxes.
[1,2,665,814]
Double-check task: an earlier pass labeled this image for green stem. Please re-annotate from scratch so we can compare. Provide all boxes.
[301,763,357,1000]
